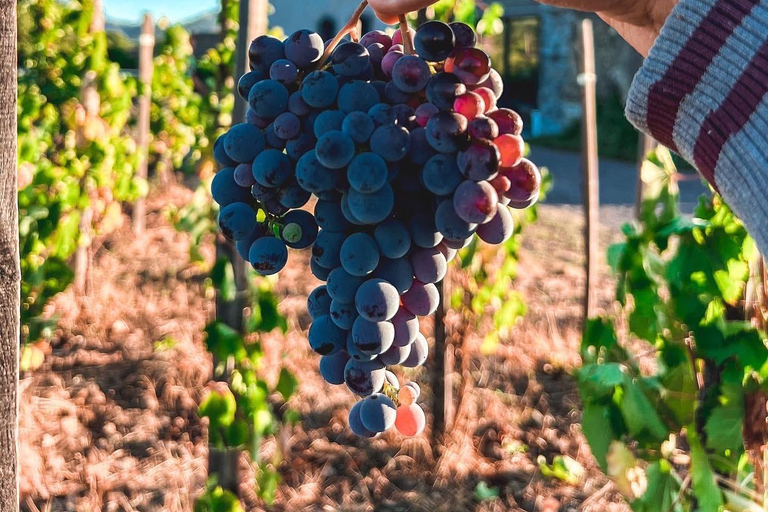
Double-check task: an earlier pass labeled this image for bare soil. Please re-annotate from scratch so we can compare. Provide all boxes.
[20,184,634,512]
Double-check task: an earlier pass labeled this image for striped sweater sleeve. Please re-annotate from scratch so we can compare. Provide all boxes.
[625,0,768,255]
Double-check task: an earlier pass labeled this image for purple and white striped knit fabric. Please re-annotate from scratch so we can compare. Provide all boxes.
[626,0,768,254]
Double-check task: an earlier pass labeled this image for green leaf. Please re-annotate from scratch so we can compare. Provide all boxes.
[199,388,237,428]
[689,429,724,511]
[617,381,669,442]
[607,242,626,273]
[578,363,628,401]
[211,257,236,302]
[223,418,250,448]
[631,460,683,512]
[205,321,247,364]
[275,368,298,400]
[537,455,584,485]
[256,464,281,504]
[704,379,744,456]
[581,403,614,470]
[194,486,244,512]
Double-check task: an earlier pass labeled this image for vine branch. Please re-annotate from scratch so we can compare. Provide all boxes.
[318,0,369,67]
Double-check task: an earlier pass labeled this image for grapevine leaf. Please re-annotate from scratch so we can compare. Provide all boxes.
[275,368,298,400]
[659,362,696,426]
[199,388,237,428]
[211,257,236,302]
[578,363,627,400]
[223,418,250,448]
[606,242,626,273]
[617,381,669,442]
[205,321,247,364]
[474,481,500,501]
[631,460,683,512]
[581,403,614,470]
[689,429,724,511]
[256,464,280,504]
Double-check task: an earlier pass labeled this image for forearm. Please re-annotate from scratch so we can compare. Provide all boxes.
[626,0,768,254]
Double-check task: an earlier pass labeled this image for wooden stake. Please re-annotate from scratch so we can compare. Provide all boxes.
[75,0,105,294]
[634,132,657,219]
[0,1,19,508]
[209,0,269,494]
[132,13,155,235]
[580,19,599,321]
[431,278,453,448]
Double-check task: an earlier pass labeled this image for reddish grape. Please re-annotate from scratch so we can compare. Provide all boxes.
[488,108,524,136]
[494,134,525,167]
[381,49,404,77]
[453,91,485,120]
[502,158,542,209]
[395,404,426,436]
[398,382,420,405]
[490,173,512,196]
[457,139,501,181]
[468,116,499,140]
[392,26,416,46]
[453,180,498,224]
[473,87,497,112]
[476,68,503,99]
[444,47,491,85]
[360,30,393,51]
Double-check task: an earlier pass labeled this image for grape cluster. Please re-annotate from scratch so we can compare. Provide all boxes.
[211,19,542,437]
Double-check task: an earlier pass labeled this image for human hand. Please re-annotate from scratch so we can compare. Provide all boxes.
[367,0,678,57]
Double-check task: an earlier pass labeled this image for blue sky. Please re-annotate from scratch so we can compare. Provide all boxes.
[104,0,218,22]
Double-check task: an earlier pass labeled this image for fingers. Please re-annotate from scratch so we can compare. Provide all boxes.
[367,0,437,17]
[373,10,401,25]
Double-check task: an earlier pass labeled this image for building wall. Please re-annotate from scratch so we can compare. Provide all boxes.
[500,0,642,136]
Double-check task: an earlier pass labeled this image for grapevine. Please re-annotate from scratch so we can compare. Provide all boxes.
[208,4,542,436]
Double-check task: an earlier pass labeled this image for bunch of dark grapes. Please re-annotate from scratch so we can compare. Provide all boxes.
[211,18,542,438]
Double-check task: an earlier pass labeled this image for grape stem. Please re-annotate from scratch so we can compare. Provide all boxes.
[398,14,415,55]
[318,0,369,67]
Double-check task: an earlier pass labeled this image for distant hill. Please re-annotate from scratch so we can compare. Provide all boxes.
[105,8,221,41]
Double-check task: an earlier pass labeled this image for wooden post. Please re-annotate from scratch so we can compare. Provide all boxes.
[0,1,19,509]
[233,0,267,123]
[74,0,105,294]
[580,19,599,321]
[634,133,657,219]
[132,14,155,235]
[208,0,269,494]
[431,279,453,448]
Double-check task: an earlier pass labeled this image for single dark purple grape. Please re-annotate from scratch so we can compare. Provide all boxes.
[366,42,386,69]
[332,42,370,77]
[425,111,468,153]
[238,70,266,101]
[468,116,499,139]
[457,138,501,181]
[285,29,324,68]
[392,55,431,93]
[248,35,285,74]
[414,21,456,62]
[450,22,477,49]
[425,72,467,110]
